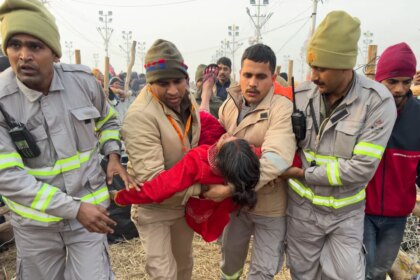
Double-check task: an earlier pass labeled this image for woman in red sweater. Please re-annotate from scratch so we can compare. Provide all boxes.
[112,110,261,241]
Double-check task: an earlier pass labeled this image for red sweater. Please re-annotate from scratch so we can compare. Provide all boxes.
[366,93,420,217]
[114,144,226,205]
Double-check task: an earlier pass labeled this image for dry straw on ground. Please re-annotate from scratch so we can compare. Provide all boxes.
[0,235,291,280]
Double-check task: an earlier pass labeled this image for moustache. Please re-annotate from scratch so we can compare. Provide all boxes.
[246,88,260,94]
[17,63,37,71]
[313,80,324,87]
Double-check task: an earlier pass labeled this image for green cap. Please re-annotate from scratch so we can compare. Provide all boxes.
[0,0,62,58]
[307,10,360,69]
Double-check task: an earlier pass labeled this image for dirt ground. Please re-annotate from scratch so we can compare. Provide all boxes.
[0,235,291,280]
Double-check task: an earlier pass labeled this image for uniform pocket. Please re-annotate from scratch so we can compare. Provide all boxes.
[70,106,100,152]
[29,125,48,142]
[334,120,362,159]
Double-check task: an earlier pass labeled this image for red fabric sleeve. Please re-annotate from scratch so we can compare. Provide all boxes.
[199,111,226,146]
[292,151,302,168]
[115,149,203,205]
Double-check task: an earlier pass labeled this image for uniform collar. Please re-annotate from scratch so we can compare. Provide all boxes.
[227,84,274,111]
[16,66,65,103]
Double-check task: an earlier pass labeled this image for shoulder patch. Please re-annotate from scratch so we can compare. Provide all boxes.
[60,63,92,75]
[260,112,268,120]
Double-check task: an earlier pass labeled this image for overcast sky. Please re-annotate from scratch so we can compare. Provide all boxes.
[4,0,420,81]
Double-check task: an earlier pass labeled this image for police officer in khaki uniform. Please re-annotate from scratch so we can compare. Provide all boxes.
[0,0,134,279]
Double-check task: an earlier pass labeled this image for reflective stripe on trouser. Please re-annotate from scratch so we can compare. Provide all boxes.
[288,179,365,209]
[221,211,286,280]
[286,212,365,280]
[13,225,114,280]
[3,186,109,223]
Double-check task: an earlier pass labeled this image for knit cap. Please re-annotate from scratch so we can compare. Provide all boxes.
[375,43,417,82]
[195,64,207,83]
[144,39,188,83]
[0,0,62,58]
[307,11,360,69]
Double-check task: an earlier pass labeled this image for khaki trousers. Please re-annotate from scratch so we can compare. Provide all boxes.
[133,206,194,280]
[13,225,113,280]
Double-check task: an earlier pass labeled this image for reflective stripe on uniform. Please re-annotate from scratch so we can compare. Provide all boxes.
[353,142,385,159]
[220,268,243,280]
[303,150,342,186]
[326,161,342,186]
[31,183,59,212]
[80,186,109,204]
[0,152,24,170]
[288,178,365,209]
[95,106,117,131]
[303,150,337,166]
[4,197,62,223]
[3,186,109,223]
[25,149,94,177]
[99,130,120,145]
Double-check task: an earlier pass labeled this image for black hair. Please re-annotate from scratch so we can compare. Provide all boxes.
[216,139,259,209]
[241,44,276,74]
[279,72,288,81]
[217,57,232,69]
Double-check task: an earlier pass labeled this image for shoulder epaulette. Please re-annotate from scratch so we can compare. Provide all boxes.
[359,75,390,101]
[60,63,92,75]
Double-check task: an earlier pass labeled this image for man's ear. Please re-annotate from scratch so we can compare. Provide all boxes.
[271,73,277,83]
[53,54,60,63]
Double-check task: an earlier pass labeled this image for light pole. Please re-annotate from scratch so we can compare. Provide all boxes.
[220,39,230,57]
[119,31,132,69]
[65,41,73,64]
[228,24,243,81]
[93,53,99,68]
[363,31,374,63]
[97,10,113,58]
[246,0,273,44]
[137,41,146,73]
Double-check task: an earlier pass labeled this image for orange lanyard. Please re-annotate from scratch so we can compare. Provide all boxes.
[148,85,194,152]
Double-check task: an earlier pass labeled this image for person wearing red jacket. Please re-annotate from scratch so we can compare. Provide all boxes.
[364,42,420,280]
[113,111,261,242]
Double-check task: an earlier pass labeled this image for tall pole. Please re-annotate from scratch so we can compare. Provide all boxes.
[97,10,113,58]
[220,39,230,57]
[119,30,132,69]
[363,31,374,63]
[65,41,73,64]
[310,0,318,37]
[228,24,243,82]
[305,0,319,81]
[246,0,273,44]
[137,41,146,73]
[93,53,99,68]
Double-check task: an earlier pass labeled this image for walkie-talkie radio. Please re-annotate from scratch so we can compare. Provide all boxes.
[0,104,41,158]
[291,77,306,141]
